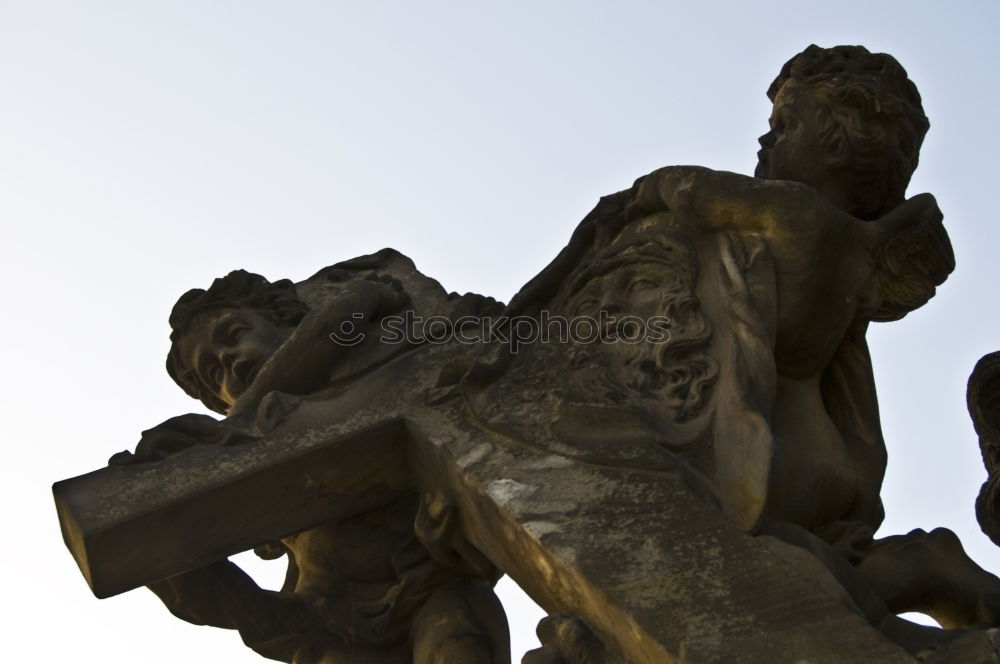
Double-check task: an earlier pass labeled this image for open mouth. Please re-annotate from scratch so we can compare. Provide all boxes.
[232,360,258,387]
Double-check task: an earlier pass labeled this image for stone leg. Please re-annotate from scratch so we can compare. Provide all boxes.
[857,528,1000,628]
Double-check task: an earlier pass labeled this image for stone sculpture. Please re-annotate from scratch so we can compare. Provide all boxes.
[54,45,1000,663]
[116,254,510,663]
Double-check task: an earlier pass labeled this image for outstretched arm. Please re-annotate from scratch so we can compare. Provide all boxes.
[633,166,953,323]
[108,413,255,464]
[229,276,410,416]
[148,559,388,662]
[633,165,866,238]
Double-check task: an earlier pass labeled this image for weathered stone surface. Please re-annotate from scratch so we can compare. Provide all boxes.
[54,418,410,598]
[407,404,917,664]
[57,340,917,662]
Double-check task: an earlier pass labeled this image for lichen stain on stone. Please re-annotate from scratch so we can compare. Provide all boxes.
[535,499,580,514]
[431,434,455,449]
[523,520,560,540]
[522,454,573,471]
[691,545,731,601]
[486,478,535,507]
[457,442,491,469]
[551,545,578,565]
[529,466,617,506]
[620,540,675,610]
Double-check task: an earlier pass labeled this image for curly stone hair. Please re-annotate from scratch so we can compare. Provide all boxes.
[769,44,929,219]
[166,270,310,414]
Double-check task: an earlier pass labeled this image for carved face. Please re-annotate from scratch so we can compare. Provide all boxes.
[176,308,292,407]
[559,239,716,420]
[569,264,673,322]
[755,81,834,189]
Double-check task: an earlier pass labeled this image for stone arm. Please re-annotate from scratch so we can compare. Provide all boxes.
[108,413,255,464]
[230,276,410,417]
[633,166,953,320]
[632,165,868,237]
[148,560,284,632]
[148,560,402,663]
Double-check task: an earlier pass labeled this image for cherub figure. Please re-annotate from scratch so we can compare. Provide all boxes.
[471,44,953,539]
[117,252,510,664]
[751,44,1000,637]
[471,45,998,658]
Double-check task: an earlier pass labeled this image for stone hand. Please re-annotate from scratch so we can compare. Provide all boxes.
[874,192,941,235]
[522,615,615,664]
[108,413,253,465]
[228,274,410,416]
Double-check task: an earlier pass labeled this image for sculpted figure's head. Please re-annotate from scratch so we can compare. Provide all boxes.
[560,236,717,423]
[166,270,309,414]
[756,44,929,220]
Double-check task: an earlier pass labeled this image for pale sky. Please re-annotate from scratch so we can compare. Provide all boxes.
[3,1,999,662]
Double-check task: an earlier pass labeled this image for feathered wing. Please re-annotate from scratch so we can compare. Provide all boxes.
[869,194,955,322]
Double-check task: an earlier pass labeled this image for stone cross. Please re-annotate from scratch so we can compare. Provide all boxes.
[54,343,916,664]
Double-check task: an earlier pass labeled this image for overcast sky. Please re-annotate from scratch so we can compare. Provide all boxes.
[3,1,999,662]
